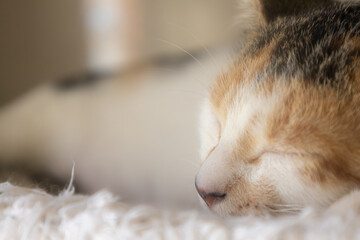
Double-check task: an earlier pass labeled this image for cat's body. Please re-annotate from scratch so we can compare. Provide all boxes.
[196,1,360,216]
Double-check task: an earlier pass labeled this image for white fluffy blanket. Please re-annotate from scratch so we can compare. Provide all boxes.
[1,182,360,240]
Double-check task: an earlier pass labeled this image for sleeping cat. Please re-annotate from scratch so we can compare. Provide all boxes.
[195,0,360,216]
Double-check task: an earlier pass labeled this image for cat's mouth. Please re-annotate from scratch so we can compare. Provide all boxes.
[198,191,226,209]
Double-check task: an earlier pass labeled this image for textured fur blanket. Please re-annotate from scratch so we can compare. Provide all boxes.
[1,182,360,240]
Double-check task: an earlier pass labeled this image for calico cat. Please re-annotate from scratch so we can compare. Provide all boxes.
[196,0,360,216]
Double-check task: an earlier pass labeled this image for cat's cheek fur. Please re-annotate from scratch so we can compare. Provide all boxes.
[255,154,350,209]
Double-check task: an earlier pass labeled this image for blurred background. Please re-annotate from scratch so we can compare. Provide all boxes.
[0,0,239,210]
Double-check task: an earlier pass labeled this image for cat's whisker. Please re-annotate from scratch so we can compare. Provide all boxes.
[162,88,207,98]
[156,38,210,88]
[261,203,303,215]
[173,157,201,169]
[164,22,222,72]
[264,206,302,214]
[153,65,210,91]
[272,203,303,208]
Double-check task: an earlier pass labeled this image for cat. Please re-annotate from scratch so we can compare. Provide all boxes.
[195,0,360,216]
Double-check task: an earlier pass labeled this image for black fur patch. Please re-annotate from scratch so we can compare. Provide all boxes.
[245,4,360,87]
[260,0,334,23]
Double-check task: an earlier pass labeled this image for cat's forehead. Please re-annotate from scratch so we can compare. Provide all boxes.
[209,45,274,123]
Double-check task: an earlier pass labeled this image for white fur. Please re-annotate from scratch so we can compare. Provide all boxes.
[1,182,360,240]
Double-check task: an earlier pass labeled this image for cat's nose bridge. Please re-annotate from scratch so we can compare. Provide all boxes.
[195,143,234,196]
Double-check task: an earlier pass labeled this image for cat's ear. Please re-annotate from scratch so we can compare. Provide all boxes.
[237,0,333,27]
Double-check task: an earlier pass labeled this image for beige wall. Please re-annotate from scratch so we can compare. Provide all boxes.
[85,0,237,69]
[141,0,237,59]
[0,1,87,106]
[0,0,236,106]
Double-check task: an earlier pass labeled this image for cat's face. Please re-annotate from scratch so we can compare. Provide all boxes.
[195,1,360,215]
[196,75,358,216]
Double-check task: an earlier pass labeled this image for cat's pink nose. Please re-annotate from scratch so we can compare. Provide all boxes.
[195,182,226,208]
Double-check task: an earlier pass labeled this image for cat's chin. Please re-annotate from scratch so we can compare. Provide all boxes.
[202,199,291,217]
[209,205,274,217]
